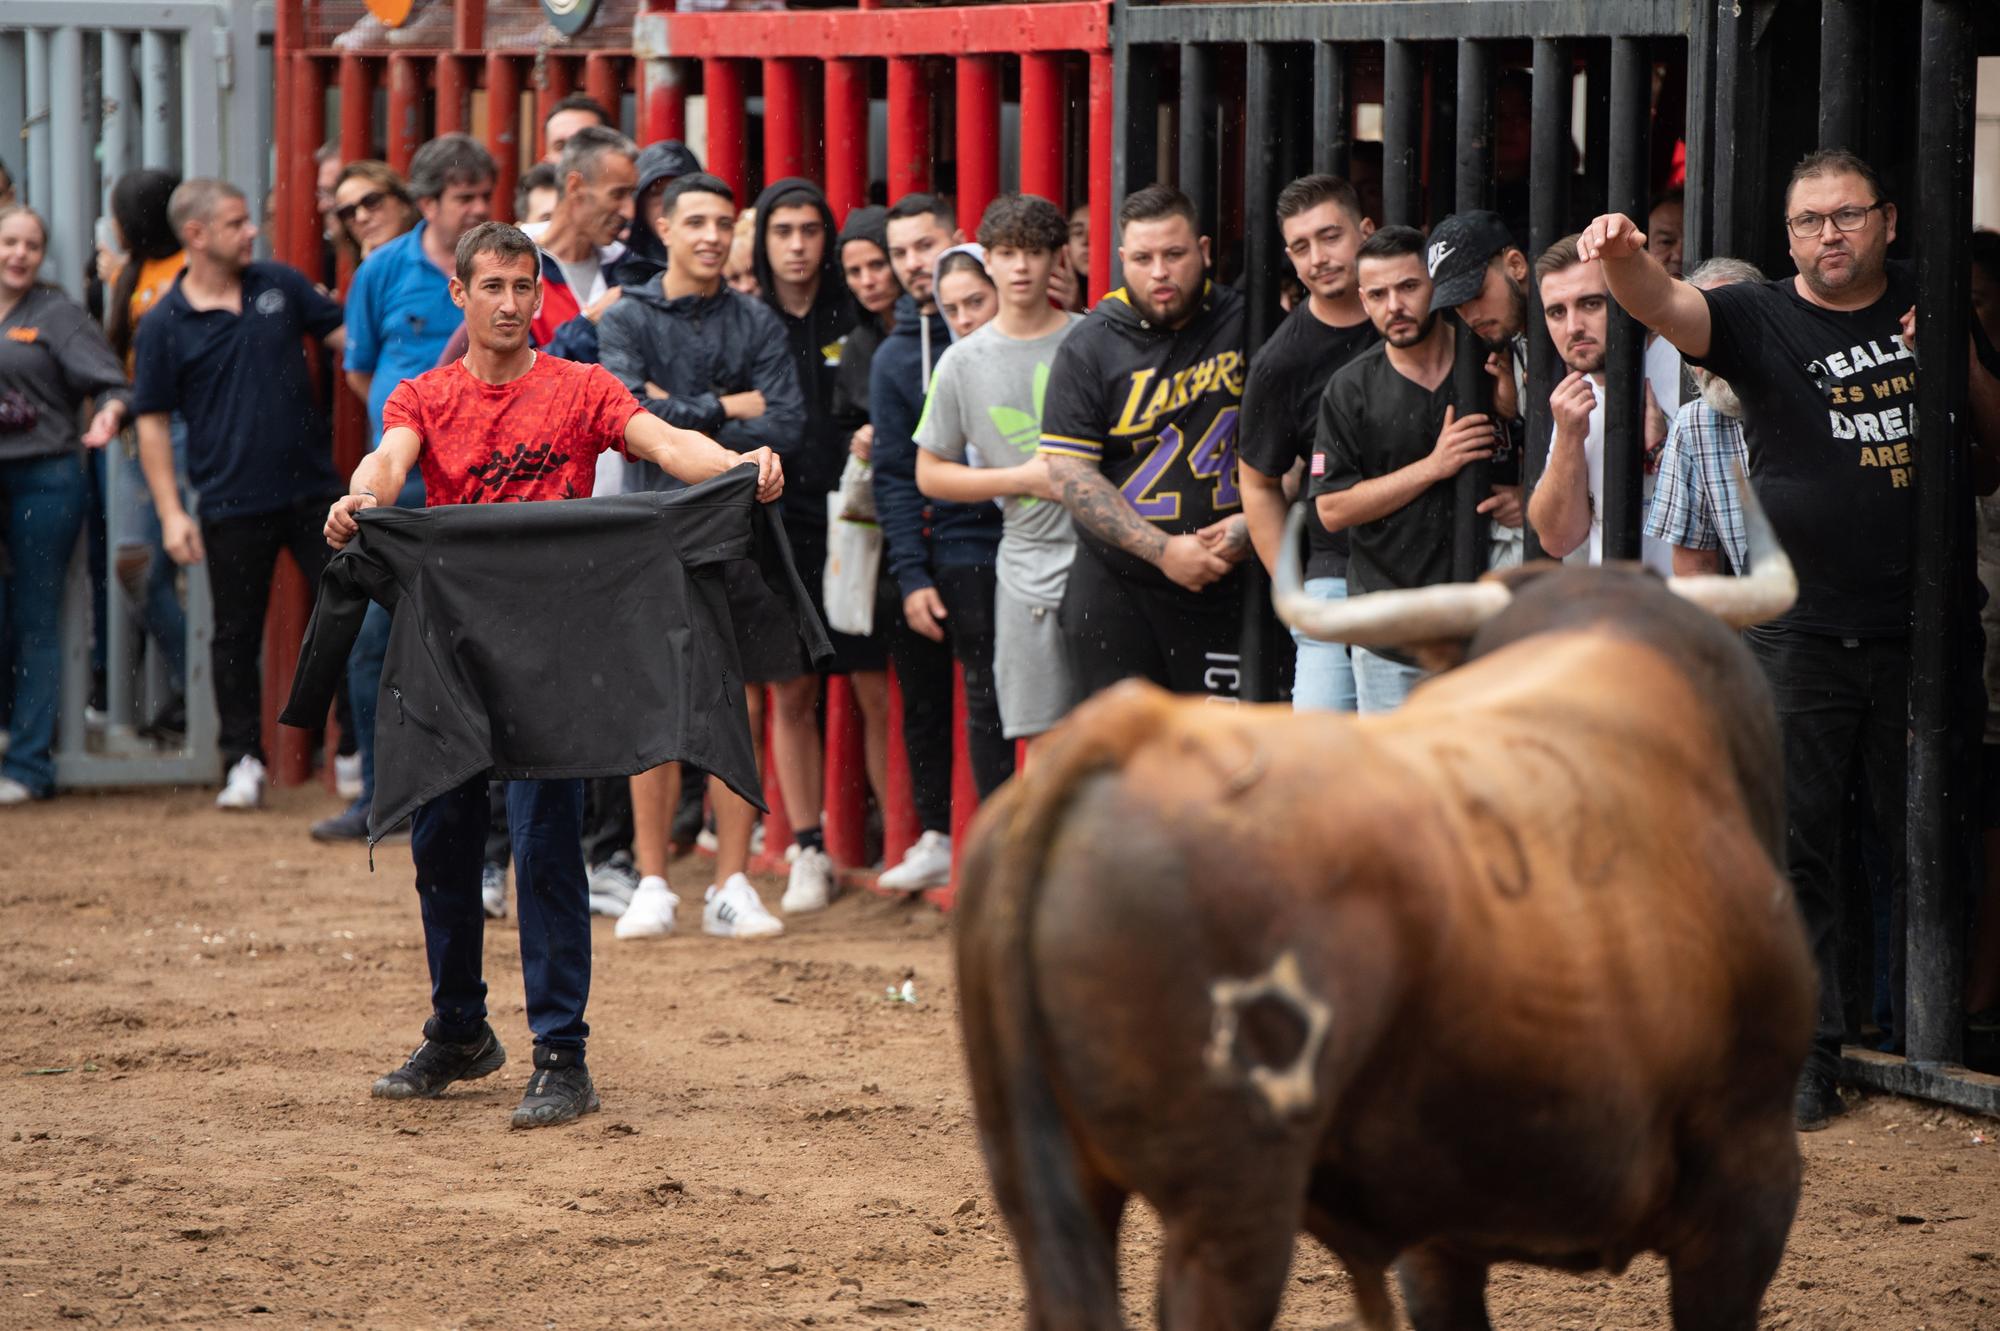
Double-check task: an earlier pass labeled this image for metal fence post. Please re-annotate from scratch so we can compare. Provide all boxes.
[1906,0,1974,1070]
[101,30,133,209]
[435,56,467,136]
[585,54,620,127]
[1313,41,1350,180]
[387,54,424,174]
[486,54,522,221]
[1087,47,1113,300]
[1382,38,1421,227]
[641,54,685,145]
[1523,36,1571,565]
[1450,37,1493,582]
[955,54,1000,227]
[1601,35,1650,563]
[1817,0,1865,151]
[823,57,869,224]
[138,28,174,171]
[1239,39,1281,705]
[1177,42,1215,239]
[42,26,88,298]
[886,55,929,198]
[1019,51,1065,204]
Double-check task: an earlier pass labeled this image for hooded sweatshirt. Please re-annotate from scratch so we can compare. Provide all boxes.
[751,177,857,529]
[597,274,805,493]
[616,139,703,288]
[870,291,1005,597]
[829,206,891,431]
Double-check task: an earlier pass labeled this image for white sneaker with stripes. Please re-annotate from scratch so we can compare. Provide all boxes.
[703,874,784,939]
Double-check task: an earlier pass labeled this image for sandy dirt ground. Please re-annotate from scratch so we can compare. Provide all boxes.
[4,785,1999,1330]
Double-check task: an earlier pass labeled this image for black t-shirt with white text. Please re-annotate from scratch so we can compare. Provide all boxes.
[1238,301,1379,580]
[1692,261,1918,636]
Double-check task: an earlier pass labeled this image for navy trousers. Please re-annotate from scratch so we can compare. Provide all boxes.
[409,775,591,1050]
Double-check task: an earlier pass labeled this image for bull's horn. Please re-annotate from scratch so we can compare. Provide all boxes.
[1664,459,1798,628]
[1273,504,1512,646]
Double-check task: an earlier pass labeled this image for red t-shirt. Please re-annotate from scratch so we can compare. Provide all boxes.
[382,353,643,505]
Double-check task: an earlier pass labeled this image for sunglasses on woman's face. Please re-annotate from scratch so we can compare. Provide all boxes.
[335,190,391,224]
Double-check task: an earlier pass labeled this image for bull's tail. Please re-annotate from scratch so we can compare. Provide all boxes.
[956,683,1175,1331]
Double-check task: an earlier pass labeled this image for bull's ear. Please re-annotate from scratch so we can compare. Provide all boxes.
[1410,639,1468,674]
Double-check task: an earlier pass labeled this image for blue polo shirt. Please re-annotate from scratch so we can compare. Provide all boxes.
[131,262,343,520]
[342,221,463,444]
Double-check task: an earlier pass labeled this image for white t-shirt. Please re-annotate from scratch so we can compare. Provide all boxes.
[1557,383,1674,573]
[1645,336,1684,416]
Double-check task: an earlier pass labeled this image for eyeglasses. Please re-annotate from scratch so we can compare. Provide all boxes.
[334,190,392,224]
[1786,202,1885,239]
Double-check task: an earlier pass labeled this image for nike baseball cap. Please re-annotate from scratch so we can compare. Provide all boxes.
[1425,210,1517,313]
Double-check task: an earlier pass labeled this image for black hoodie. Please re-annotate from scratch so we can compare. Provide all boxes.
[616,139,703,288]
[829,206,892,432]
[751,177,858,528]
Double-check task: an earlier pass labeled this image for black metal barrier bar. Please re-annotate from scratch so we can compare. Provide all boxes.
[1239,40,1283,703]
[1314,41,1350,178]
[1600,36,1650,562]
[1383,39,1422,227]
[1683,0,1715,266]
[1111,1,1159,222]
[1118,0,1687,44]
[1523,36,1571,565]
[1451,38,1494,580]
[1906,0,1974,1069]
[1179,43,1217,238]
[1818,0,1866,150]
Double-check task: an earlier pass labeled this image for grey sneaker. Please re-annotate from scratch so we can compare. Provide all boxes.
[511,1046,600,1128]
[372,1023,506,1100]
[587,851,640,917]
[481,863,508,919]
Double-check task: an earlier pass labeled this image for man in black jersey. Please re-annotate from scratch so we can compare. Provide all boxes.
[1039,185,1252,701]
[1237,173,1377,712]
[1583,149,2000,1130]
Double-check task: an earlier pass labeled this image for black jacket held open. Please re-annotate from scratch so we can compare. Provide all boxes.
[280,466,831,843]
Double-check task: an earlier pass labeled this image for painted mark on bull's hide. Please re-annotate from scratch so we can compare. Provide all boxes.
[1204,951,1332,1119]
[1431,743,1533,899]
[1176,728,1269,799]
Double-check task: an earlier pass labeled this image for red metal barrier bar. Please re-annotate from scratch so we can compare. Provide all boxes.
[823,58,869,225]
[387,55,424,174]
[454,0,486,52]
[274,1,300,264]
[763,58,806,182]
[935,663,977,911]
[435,57,468,136]
[338,54,373,160]
[955,54,1000,227]
[1087,48,1113,300]
[536,55,575,159]
[660,4,1107,61]
[642,56,687,143]
[823,675,868,869]
[585,54,621,130]
[883,666,919,869]
[1019,52,1065,203]
[887,56,930,198]
[704,57,748,195]
[486,55,522,222]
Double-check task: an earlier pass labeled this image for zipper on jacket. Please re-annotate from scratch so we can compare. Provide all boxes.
[388,685,442,737]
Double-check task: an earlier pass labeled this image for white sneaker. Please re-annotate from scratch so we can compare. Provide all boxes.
[878,829,951,892]
[215,756,267,811]
[614,877,679,939]
[586,852,640,917]
[481,863,508,919]
[334,752,363,801]
[781,846,835,914]
[0,776,33,806]
[703,874,784,939]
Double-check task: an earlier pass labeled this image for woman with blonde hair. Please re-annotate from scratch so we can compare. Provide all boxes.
[330,161,417,263]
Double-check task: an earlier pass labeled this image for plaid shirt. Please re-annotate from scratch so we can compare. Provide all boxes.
[1644,397,1748,574]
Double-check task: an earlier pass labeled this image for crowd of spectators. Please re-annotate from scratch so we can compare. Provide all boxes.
[3,104,2000,1128]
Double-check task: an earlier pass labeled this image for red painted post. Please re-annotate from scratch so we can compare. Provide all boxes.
[453,0,486,51]
[763,57,806,182]
[1018,52,1066,204]
[585,54,622,130]
[338,54,373,161]
[955,55,1001,229]
[387,55,423,174]
[704,57,748,195]
[285,54,324,272]
[823,57,869,226]
[823,675,869,870]
[435,57,468,136]
[486,55,522,223]
[642,56,687,144]
[757,690,794,873]
[273,1,299,265]
[935,663,978,911]
[883,665,920,871]
[887,56,930,199]
[537,56,576,160]
[1088,48,1114,301]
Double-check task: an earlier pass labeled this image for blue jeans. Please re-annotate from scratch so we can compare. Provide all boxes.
[1353,646,1426,715]
[410,775,592,1050]
[1290,576,1357,712]
[344,472,424,811]
[0,453,90,795]
[113,427,189,683]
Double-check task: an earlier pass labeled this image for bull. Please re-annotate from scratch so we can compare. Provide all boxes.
[953,490,1816,1331]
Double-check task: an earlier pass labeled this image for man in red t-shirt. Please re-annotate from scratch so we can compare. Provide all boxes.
[324,222,782,1130]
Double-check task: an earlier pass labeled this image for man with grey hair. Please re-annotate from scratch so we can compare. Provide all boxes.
[530,124,637,347]
[132,177,346,813]
[311,133,493,844]
[1643,256,1763,576]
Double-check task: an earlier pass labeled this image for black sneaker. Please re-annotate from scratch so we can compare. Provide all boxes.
[1794,1070,1846,1132]
[511,1046,600,1129]
[372,1023,507,1099]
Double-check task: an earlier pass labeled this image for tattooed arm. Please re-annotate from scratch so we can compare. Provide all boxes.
[1047,455,1230,592]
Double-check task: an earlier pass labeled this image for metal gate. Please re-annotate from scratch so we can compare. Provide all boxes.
[1,1,276,787]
